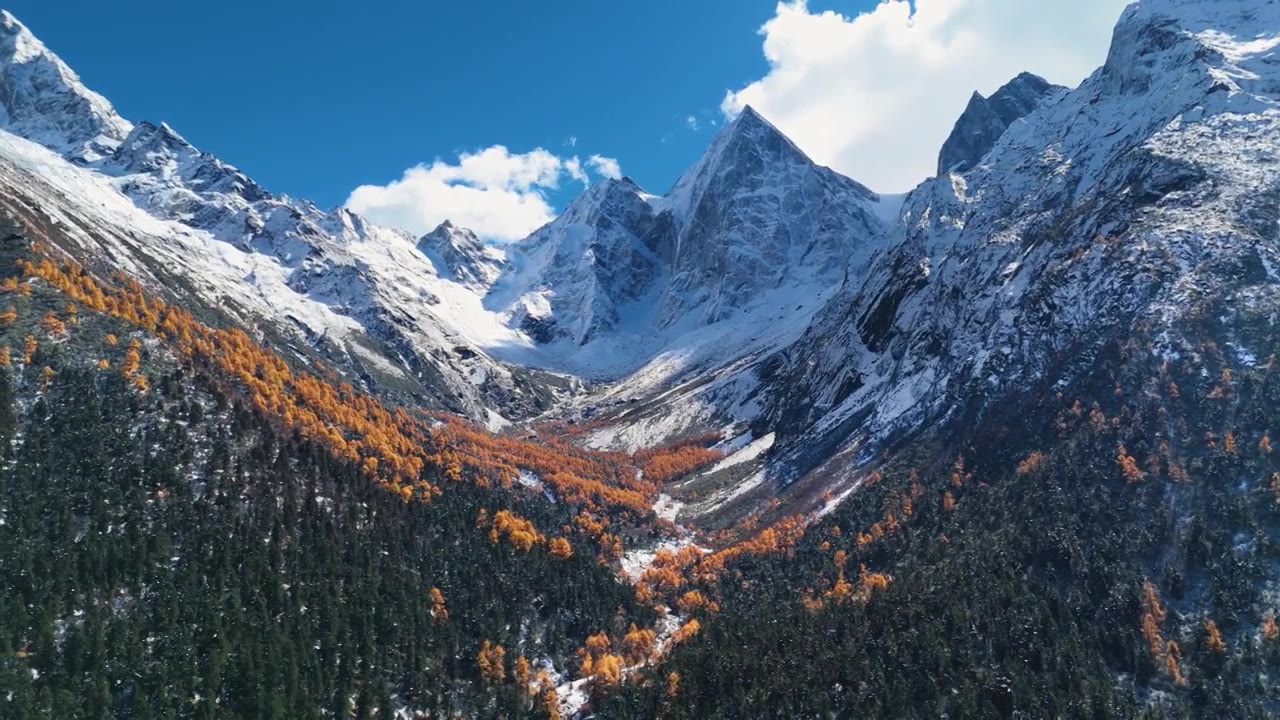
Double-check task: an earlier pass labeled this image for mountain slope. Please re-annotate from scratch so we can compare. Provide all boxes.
[493,107,886,356]
[690,0,1280,526]
[0,225,655,718]
[0,10,129,162]
[484,108,896,454]
[0,11,574,425]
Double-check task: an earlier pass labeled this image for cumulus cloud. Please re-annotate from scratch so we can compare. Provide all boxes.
[587,154,622,180]
[724,0,1131,192]
[346,146,621,242]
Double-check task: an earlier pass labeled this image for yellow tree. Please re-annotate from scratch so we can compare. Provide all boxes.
[621,624,656,665]
[1204,620,1226,653]
[429,587,448,622]
[514,655,531,690]
[477,640,506,683]
[548,537,573,559]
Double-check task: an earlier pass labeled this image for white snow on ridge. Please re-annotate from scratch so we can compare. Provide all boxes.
[709,432,775,474]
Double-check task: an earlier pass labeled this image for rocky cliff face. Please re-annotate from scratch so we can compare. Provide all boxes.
[740,0,1280,514]
[0,10,131,162]
[936,72,1062,176]
[417,221,506,292]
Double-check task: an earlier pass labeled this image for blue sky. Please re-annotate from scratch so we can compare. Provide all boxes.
[5,0,1130,240]
[5,0,847,206]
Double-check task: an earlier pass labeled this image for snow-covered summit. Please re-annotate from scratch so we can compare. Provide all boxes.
[417,220,506,291]
[748,0,1280,510]
[0,10,131,162]
[652,104,881,326]
[490,103,887,373]
[488,175,662,346]
[0,11,571,422]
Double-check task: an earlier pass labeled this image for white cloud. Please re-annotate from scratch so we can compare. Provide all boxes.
[686,115,700,131]
[724,0,1131,192]
[565,156,588,186]
[346,145,618,242]
[587,154,622,180]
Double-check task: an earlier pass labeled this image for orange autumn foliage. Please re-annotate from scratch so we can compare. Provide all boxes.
[1204,620,1226,654]
[1263,611,1279,642]
[1140,580,1185,687]
[18,255,449,499]
[633,433,723,484]
[547,536,573,559]
[430,415,662,516]
[20,335,36,365]
[577,631,612,677]
[675,590,718,615]
[514,655,532,689]
[593,653,624,685]
[39,311,65,336]
[0,306,15,324]
[489,509,544,552]
[538,687,562,720]
[671,619,701,644]
[665,671,681,699]
[119,339,141,377]
[1117,446,1145,483]
[38,366,55,392]
[1016,451,1047,476]
[621,623,657,664]
[477,640,506,683]
[429,587,448,622]
[0,347,10,367]
[857,564,892,602]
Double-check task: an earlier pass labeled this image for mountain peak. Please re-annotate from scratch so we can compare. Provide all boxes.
[733,104,766,124]
[0,10,132,161]
[936,72,1062,176]
[418,220,504,290]
[723,104,790,144]
[663,102,838,218]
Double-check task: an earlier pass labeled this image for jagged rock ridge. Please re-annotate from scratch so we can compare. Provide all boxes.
[936,72,1062,176]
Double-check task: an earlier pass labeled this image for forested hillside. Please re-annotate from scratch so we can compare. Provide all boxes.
[599,319,1280,718]
[0,232,677,718]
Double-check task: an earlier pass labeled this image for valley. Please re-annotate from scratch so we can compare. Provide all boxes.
[3,0,1280,717]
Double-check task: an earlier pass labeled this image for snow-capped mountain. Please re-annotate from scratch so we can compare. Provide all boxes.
[494,107,885,347]
[0,9,567,424]
[0,10,129,162]
[4,0,1278,530]
[488,176,664,346]
[713,0,1280,519]
[418,220,506,292]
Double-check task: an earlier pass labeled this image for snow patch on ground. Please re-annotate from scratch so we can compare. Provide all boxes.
[709,432,775,474]
[652,493,685,523]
